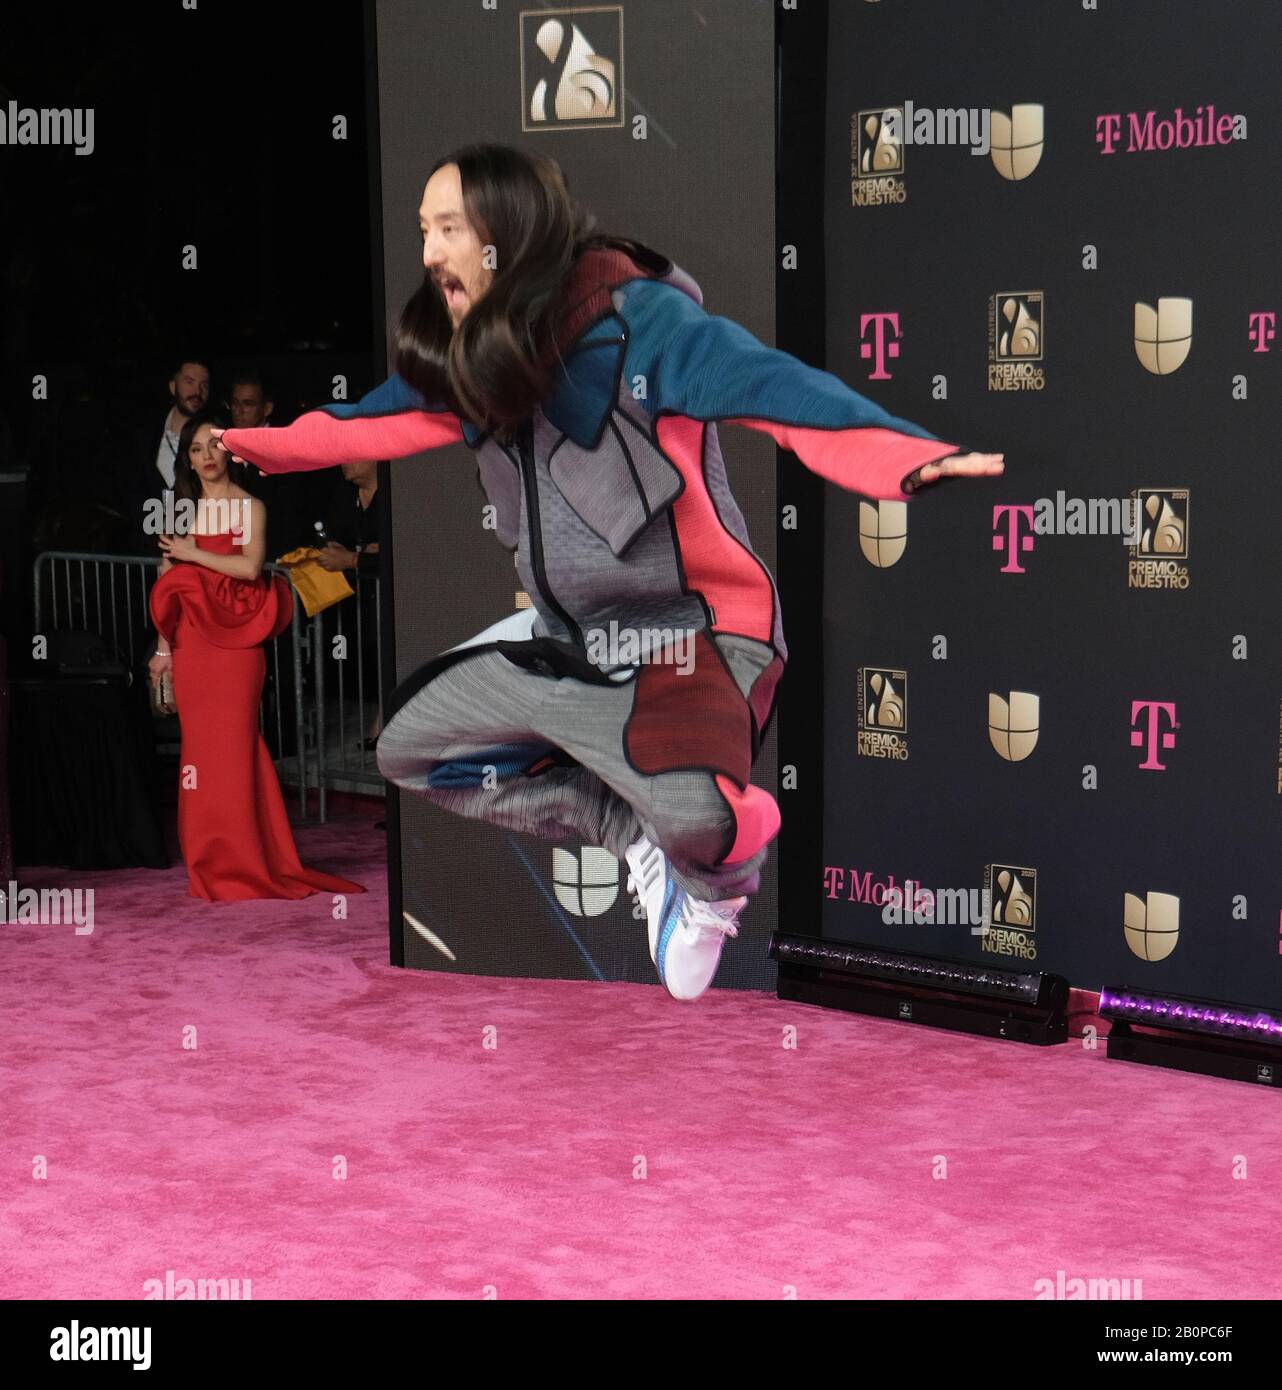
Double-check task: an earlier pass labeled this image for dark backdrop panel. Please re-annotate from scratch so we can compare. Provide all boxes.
[376,0,778,983]
[822,0,1282,1008]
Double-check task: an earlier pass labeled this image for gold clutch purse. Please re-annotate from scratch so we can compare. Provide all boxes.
[152,668,176,716]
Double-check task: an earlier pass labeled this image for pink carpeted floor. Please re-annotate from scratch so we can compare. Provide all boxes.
[3,800,1281,1301]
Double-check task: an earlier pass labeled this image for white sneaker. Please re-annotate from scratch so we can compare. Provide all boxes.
[656,893,747,1001]
[624,833,667,964]
[625,833,747,1000]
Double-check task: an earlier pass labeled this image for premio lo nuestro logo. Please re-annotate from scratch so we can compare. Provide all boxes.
[982,863,1037,961]
[1127,488,1189,590]
[852,106,907,206]
[859,500,907,567]
[521,6,623,131]
[857,666,908,759]
[988,291,1044,391]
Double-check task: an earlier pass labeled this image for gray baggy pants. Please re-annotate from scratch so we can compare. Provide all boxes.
[376,610,779,901]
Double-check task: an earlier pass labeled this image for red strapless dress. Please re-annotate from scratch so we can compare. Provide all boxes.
[148,531,366,902]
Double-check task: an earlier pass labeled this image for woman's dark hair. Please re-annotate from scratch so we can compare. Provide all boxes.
[394,142,659,440]
[173,407,253,503]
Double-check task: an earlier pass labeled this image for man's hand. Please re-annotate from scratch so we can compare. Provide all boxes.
[210,427,268,479]
[317,541,357,572]
[911,451,1004,489]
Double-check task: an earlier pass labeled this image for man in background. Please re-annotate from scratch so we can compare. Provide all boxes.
[124,355,210,554]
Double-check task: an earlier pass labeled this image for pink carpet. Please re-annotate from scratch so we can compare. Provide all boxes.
[3,800,1281,1300]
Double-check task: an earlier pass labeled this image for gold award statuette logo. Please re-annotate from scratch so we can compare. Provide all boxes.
[858,499,907,567]
[1134,297,1192,374]
[1123,890,1180,961]
[1127,487,1189,590]
[988,291,1045,391]
[990,103,1045,181]
[852,106,907,206]
[521,6,623,131]
[857,666,908,759]
[983,863,1038,961]
[989,690,1040,761]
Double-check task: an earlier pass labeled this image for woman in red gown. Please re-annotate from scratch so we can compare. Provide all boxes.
[147,410,365,903]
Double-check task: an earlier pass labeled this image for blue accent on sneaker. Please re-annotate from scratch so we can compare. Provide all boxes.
[654,878,686,988]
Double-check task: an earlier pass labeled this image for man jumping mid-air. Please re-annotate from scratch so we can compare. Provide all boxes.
[215,143,1004,1001]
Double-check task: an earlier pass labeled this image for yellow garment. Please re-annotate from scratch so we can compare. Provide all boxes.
[274,547,354,617]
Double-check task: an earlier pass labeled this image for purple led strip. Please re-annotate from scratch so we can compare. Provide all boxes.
[1100,987,1282,1041]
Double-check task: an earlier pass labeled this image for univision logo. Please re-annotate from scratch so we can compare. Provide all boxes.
[989,691,1039,761]
[990,104,1044,180]
[552,845,620,916]
[1134,297,1192,374]
[521,7,623,131]
[1123,890,1180,961]
[859,500,907,567]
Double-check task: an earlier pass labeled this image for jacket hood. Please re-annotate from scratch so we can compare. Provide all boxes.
[460,239,703,450]
[550,239,702,356]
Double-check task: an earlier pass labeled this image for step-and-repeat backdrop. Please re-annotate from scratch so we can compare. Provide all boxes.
[376,0,779,985]
[822,0,1282,1007]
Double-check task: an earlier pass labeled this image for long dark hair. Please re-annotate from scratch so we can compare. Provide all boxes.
[174,407,252,503]
[394,142,658,441]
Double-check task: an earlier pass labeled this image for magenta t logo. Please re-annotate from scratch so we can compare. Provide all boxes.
[1249,312,1276,352]
[1131,700,1178,770]
[860,313,901,380]
[992,504,1035,573]
[1095,113,1123,154]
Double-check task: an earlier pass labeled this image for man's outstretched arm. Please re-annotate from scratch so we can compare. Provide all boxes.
[620,277,1001,500]
[216,373,464,473]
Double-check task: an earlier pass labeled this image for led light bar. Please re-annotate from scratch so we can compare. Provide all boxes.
[769,934,1069,1045]
[1100,984,1282,1087]
[1100,987,1282,1043]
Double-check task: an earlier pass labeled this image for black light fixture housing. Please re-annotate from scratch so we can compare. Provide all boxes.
[769,934,1069,1044]
[1100,985,1282,1087]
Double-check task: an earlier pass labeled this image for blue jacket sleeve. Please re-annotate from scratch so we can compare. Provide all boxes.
[618,277,964,500]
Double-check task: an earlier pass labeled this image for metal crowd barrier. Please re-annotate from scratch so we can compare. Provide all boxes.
[33,551,313,818]
[31,551,389,824]
[308,567,387,820]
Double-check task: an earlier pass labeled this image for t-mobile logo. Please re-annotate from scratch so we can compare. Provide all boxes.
[992,504,1035,573]
[859,312,901,380]
[1131,701,1179,771]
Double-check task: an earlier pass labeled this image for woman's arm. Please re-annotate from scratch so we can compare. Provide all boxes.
[157,497,269,580]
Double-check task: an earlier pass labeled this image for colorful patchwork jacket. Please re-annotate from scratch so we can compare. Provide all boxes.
[221,242,964,752]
